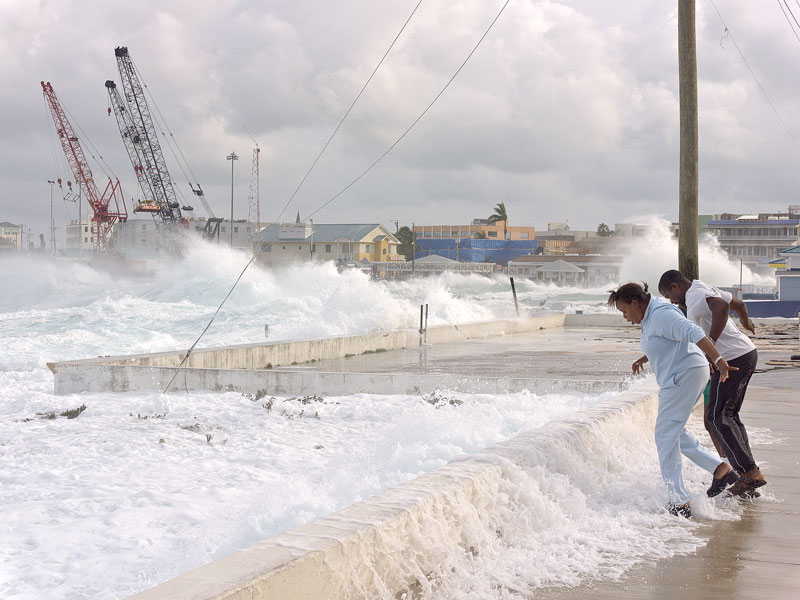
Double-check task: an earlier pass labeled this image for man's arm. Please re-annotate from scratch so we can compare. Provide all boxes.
[730,296,756,334]
[705,296,730,342]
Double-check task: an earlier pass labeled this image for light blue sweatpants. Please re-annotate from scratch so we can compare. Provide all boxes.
[655,365,722,505]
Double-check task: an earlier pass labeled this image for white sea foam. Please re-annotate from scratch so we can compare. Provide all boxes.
[0,221,759,599]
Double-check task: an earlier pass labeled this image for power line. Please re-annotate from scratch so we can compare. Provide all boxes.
[306,0,512,221]
[777,0,800,43]
[162,0,426,392]
[709,0,800,151]
[275,0,425,224]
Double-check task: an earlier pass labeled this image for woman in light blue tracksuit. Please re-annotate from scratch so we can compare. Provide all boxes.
[608,283,736,518]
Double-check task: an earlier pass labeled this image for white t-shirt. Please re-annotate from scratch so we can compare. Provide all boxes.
[685,280,756,361]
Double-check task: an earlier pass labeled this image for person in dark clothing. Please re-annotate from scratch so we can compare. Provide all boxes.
[658,270,766,498]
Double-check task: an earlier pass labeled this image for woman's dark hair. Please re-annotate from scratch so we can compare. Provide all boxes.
[607,282,650,307]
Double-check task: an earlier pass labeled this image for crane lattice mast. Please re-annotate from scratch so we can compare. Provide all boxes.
[41,81,127,252]
[111,46,182,223]
[247,146,261,229]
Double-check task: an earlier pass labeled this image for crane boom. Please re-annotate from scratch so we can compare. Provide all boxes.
[41,81,127,252]
[105,79,172,219]
[112,46,182,222]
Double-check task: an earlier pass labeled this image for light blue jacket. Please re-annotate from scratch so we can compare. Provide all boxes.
[641,296,708,388]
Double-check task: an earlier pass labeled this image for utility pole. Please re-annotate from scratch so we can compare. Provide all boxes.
[678,0,699,280]
[47,179,56,253]
[227,151,238,246]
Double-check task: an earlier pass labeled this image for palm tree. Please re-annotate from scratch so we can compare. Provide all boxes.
[488,202,508,239]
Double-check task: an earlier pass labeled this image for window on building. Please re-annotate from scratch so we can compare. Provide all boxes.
[261,243,272,252]
[365,244,371,252]
[488,231,497,238]
[221,226,226,233]
[84,226,88,233]
[298,246,302,250]
[382,248,387,254]
[311,244,316,252]
[141,223,146,231]
[234,226,238,233]
[519,232,529,239]
[433,232,440,237]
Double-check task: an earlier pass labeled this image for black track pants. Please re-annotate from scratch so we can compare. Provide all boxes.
[708,349,759,474]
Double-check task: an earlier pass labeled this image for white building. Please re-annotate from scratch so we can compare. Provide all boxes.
[112,218,257,259]
[0,221,22,250]
[509,254,624,286]
[65,219,95,251]
[776,245,800,301]
[706,207,800,277]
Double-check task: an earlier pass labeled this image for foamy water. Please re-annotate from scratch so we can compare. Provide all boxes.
[0,223,764,599]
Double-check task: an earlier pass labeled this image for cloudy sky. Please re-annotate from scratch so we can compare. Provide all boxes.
[3,0,800,243]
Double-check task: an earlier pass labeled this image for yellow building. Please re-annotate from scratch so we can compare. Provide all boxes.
[253,221,403,266]
[413,219,534,241]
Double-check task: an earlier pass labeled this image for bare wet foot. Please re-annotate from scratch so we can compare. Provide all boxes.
[741,467,765,482]
[713,462,732,479]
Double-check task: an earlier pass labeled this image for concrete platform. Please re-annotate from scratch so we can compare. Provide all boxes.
[49,315,648,396]
[533,384,800,600]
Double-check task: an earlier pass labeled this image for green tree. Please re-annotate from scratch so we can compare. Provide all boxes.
[488,202,508,239]
[597,223,613,237]
[473,231,487,239]
[396,226,415,261]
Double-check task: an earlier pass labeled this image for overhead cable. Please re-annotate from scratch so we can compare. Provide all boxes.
[275,0,425,224]
[709,0,800,152]
[306,0,512,221]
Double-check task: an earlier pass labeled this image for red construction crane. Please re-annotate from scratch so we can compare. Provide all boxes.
[41,80,128,252]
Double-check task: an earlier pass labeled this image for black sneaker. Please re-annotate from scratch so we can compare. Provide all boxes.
[668,502,692,518]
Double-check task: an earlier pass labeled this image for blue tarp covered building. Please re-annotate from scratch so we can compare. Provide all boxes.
[415,238,539,263]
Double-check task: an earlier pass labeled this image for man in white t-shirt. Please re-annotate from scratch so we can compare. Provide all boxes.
[658,270,766,498]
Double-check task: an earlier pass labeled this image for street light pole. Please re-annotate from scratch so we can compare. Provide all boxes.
[227,151,239,246]
[47,179,56,253]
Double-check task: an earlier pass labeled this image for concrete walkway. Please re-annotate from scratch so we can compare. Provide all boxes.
[534,382,800,599]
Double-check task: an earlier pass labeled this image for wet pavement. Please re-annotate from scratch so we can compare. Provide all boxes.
[532,321,800,600]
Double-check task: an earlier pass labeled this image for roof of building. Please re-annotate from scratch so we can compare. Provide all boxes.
[779,245,800,255]
[254,223,397,243]
[708,219,800,225]
[415,254,458,263]
[536,259,585,273]
[0,222,19,228]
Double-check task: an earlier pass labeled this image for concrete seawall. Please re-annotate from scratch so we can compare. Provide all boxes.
[48,314,635,395]
[128,384,658,600]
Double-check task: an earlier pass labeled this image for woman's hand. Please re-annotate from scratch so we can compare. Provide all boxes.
[632,355,648,375]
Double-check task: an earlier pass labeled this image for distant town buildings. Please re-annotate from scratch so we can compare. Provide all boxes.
[413,219,535,241]
[703,206,800,277]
